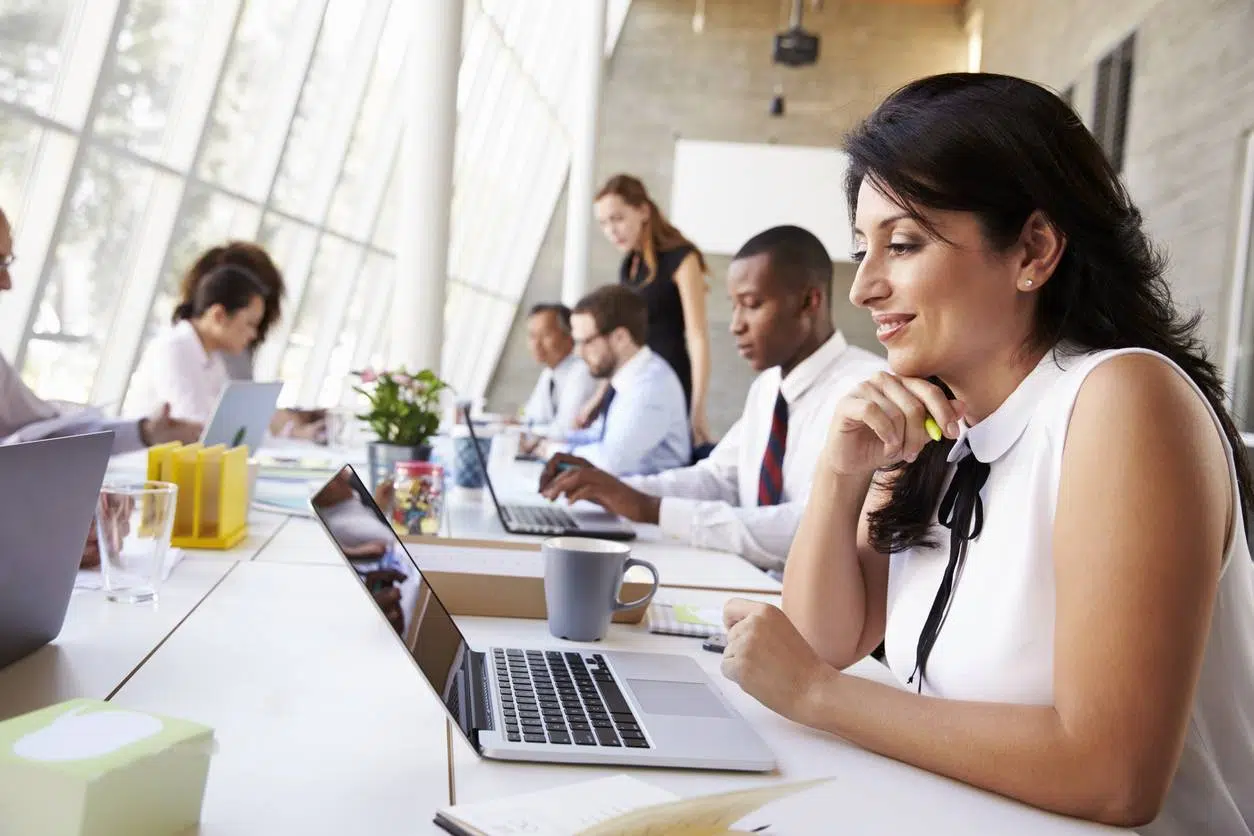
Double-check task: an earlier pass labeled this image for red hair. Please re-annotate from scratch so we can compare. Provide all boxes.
[595,174,706,284]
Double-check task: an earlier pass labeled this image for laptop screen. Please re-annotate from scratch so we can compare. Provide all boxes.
[459,408,509,522]
[310,465,478,740]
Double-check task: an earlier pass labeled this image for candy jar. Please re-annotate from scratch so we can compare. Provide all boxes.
[391,461,445,536]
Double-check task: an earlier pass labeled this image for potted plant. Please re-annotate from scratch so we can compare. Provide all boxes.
[353,367,448,489]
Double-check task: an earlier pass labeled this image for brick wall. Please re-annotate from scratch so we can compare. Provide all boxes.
[485,0,967,433]
[970,0,1254,359]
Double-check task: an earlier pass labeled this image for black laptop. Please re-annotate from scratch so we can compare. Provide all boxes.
[463,415,636,541]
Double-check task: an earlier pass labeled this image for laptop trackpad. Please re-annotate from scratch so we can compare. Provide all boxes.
[627,679,731,719]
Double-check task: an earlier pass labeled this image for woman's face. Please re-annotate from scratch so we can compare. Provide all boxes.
[207,294,265,355]
[849,180,1036,383]
[594,194,649,252]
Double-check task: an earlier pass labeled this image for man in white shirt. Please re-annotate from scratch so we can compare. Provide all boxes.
[549,285,691,476]
[518,303,598,438]
[0,208,200,453]
[540,225,887,572]
[1,206,202,568]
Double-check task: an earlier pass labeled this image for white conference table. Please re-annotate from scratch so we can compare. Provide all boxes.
[449,587,1126,836]
[0,559,238,723]
[109,560,449,835]
[0,507,288,723]
[0,439,1129,834]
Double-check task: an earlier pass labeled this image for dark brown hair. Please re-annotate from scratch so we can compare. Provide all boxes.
[572,285,649,346]
[845,72,1253,553]
[595,174,707,283]
[179,242,284,345]
[172,265,267,324]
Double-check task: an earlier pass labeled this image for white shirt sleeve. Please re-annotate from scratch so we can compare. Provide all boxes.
[626,418,799,571]
[654,498,804,572]
[128,326,227,423]
[0,353,145,453]
[624,417,742,503]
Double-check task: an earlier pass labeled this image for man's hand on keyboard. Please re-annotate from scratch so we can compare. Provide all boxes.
[538,452,595,491]
[539,462,661,524]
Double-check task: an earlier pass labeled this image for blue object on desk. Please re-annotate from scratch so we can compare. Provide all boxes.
[453,435,492,489]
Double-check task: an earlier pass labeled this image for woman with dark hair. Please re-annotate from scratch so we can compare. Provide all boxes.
[127,264,269,422]
[165,242,323,438]
[179,242,285,381]
[719,73,1254,833]
[593,174,715,449]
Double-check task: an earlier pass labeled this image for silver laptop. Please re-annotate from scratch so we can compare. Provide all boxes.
[0,432,114,669]
[309,465,775,772]
[463,413,636,541]
[201,381,282,451]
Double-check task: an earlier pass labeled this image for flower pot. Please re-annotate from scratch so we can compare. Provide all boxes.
[366,441,432,492]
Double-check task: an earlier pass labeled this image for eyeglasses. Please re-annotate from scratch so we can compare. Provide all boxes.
[0,253,14,269]
[572,332,608,350]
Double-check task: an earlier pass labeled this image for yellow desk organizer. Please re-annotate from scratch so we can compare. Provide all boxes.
[147,442,249,549]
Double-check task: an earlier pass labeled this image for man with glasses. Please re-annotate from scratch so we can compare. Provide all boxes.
[1,208,202,569]
[542,285,690,477]
[539,226,888,572]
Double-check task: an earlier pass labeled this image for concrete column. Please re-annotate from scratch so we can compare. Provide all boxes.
[561,0,607,307]
[394,0,463,372]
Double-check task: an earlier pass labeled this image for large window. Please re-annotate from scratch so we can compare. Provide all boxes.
[1093,33,1135,175]
[0,0,632,412]
[1225,130,1254,434]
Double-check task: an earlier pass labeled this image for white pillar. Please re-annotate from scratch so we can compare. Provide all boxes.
[394,0,463,373]
[561,0,607,307]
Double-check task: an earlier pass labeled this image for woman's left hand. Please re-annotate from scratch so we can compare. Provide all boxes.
[721,598,831,722]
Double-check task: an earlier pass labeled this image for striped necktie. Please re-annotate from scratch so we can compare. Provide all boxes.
[597,385,617,440]
[757,390,788,506]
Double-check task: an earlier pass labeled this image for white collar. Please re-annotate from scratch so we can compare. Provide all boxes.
[947,344,1078,464]
[610,345,655,393]
[780,330,850,404]
[173,319,215,370]
[549,350,578,379]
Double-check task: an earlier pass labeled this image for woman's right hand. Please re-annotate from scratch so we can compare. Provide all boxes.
[823,372,965,477]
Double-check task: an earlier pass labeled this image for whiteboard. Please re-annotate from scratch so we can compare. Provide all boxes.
[669,139,854,261]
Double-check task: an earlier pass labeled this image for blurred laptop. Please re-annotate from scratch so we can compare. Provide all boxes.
[0,432,114,669]
[463,415,635,541]
[309,464,775,772]
[201,381,283,451]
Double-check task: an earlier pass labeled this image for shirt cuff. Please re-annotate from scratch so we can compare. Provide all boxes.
[657,496,700,543]
[107,418,147,454]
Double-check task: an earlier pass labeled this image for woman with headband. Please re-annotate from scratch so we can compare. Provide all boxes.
[127,261,272,423]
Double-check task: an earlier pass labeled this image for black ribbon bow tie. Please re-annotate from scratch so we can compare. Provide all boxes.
[908,446,991,692]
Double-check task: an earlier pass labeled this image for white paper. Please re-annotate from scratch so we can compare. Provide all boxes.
[439,775,832,836]
[440,775,677,836]
[75,548,185,591]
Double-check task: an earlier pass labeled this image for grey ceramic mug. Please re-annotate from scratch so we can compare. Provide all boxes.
[542,537,660,642]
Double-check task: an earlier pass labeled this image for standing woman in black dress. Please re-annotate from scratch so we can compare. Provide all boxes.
[592,174,714,449]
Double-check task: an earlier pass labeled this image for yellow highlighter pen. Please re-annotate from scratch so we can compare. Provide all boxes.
[924,416,943,442]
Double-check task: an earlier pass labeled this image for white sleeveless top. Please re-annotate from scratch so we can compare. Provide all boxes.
[884,347,1254,835]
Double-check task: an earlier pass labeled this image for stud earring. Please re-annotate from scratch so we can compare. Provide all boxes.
[1024,279,1034,288]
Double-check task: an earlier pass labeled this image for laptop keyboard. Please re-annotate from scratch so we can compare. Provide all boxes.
[500,504,579,535]
[492,649,650,749]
